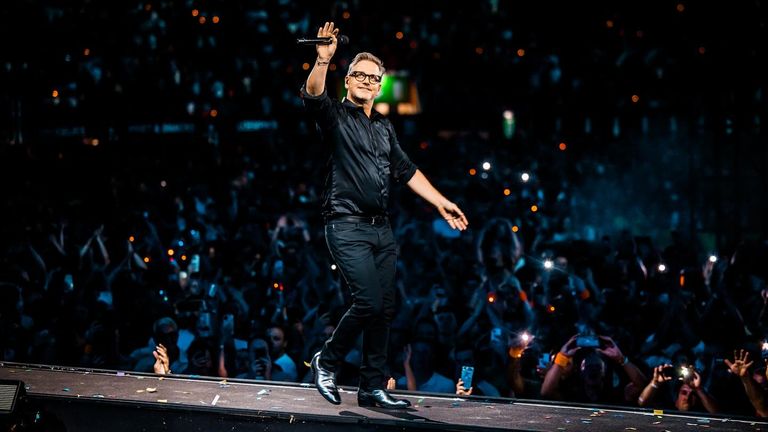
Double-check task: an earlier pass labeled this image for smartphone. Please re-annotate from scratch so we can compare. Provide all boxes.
[537,353,552,369]
[680,366,693,382]
[190,254,200,273]
[660,366,676,379]
[253,347,268,358]
[576,335,600,348]
[490,327,504,346]
[64,274,74,292]
[461,365,474,389]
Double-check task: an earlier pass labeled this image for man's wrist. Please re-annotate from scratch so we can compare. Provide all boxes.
[316,57,331,65]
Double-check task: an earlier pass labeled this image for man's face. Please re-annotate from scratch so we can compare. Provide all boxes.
[344,60,382,104]
[267,327,286,355]
[676,383,698,411]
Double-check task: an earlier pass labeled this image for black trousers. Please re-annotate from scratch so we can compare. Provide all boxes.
[320,219,397,390]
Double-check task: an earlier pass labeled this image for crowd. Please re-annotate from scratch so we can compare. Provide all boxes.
[2,0,767,420]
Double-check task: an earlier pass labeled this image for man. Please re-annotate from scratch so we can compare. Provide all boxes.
[267,325,298,382]
[301,21,468,409]
[638,363,720,414]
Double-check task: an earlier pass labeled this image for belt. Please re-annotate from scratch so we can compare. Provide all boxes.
[325,214,389,225]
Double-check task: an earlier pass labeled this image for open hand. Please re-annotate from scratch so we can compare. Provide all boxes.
[725,349,753,377]
[316,22,340,61]
[560,335,581,357]
[437,199,469,231]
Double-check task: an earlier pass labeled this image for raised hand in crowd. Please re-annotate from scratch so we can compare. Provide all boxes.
[637,364,674,407]
[597,335,647,390]
[402,344,417,391]
[540,335,580,399]
[456,378,473,396]
[678,367,719,414]
[726,350,768,417]
[387,377,396,390]
[153,344,171,375]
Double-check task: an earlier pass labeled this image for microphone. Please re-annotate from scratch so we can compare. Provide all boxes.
[297,35,350,46]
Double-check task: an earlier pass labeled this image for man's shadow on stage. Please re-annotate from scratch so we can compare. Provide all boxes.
[339,408,443,423]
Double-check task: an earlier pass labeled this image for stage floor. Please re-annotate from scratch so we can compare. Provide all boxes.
[2,362,766,431]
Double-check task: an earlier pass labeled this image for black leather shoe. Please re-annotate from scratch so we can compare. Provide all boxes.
[357,389,411,409]
[311,352,341,405]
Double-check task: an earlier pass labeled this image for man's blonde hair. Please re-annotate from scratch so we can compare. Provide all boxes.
[347,52,385,76]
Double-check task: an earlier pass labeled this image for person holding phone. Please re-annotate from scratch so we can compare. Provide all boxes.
[638,363,719,413]
[301,21,469,409]
[541,334,647,404]
[457,366,474,396]
[637,363,675,406]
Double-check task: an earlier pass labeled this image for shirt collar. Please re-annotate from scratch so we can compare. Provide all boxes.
[342,97,382,120]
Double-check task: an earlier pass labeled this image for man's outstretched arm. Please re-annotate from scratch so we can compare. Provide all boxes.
[306,22,339,96]
[407,169,468,231]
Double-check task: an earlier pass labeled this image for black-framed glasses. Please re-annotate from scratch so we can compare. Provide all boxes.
[348,71,382,84]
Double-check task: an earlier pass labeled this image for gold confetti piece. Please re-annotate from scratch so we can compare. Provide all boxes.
[653,421,661,425]
[211,394,220,406]
[303,361,311,367]
[625,428,637,431]
[653,409,664,416]
[146,387,157,393]
[157,399,167,403]
[136,390,145,393]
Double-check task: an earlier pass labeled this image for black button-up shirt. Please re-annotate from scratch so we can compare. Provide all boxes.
[301,86,418,218]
